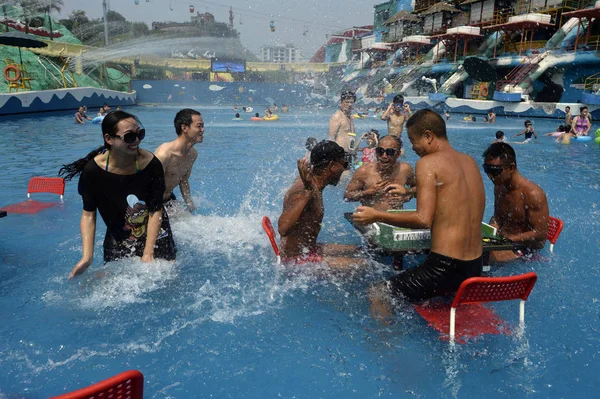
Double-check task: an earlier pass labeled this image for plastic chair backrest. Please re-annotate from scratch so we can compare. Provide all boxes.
[262,216,280,263]
[546,216,563,253]
[50,370,144,399]
[448,272,537,344]
[28,177,65,202]
[452,272,538,308]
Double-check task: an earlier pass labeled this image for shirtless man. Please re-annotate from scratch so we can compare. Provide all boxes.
[353,109,485,316]
[328,90,356,153]
[380,94,406,138]
[487,110,496,123]
[344,135,415,211]
[565,106,572,126]
[154,108,204,211]
[482,143,549,262]
[278,140,363,269]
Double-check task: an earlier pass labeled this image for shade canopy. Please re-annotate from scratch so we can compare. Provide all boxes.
[0,31,48,65]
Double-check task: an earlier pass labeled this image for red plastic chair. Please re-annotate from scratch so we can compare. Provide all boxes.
[0,177,65,215]
[546,216,563,253]
[50,369,144,399]
[262,216,280,264]
[28,176,65,202]
[415,272,538,345]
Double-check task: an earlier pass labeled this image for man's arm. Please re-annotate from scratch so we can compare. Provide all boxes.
[278,188,316,237]
[380,103,393,120]
[179,150,198,211]
[354,158,437,228]
[344,170,388,202]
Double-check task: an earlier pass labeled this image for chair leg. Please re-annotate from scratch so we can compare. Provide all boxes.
[549,243,554,253]
[449,307,456,344]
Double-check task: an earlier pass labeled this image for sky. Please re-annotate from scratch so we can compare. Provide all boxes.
[54,0,379,58]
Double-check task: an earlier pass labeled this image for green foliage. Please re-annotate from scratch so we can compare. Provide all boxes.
[106,10,126,23]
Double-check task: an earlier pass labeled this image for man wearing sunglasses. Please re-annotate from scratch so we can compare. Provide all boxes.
[344,136,415,211]
[154,109,204,212]
[353,109,485,314]
[278,141,365,268]
[482,143,549,262]
[380,94,406,139]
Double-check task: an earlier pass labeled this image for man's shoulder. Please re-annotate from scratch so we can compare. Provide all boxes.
[522,178,547,200]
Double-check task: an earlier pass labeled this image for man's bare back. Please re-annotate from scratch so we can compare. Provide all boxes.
[278,176,324,257]
[417,148,485,260]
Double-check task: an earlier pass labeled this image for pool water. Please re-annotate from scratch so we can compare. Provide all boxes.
[0,106,599,398]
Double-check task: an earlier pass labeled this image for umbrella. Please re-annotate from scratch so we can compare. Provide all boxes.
[462,57,498,82]
[0,31,48,66]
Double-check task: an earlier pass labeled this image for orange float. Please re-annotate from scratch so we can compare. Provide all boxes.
[3,65,21,82]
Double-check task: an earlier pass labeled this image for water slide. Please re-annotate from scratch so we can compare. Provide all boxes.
[546,18,583,50]
[437,32,503,94]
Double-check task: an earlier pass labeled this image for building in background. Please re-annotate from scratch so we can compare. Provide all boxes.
[258,44,303,63]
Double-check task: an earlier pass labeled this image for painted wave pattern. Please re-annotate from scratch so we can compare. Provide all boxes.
[0,88,136,116]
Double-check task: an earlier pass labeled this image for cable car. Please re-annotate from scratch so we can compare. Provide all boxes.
[270,20,275,32]
[190,5,195,13]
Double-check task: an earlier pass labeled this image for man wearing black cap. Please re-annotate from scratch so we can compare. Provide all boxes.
[278,140,363,268]
[328,90,357,153]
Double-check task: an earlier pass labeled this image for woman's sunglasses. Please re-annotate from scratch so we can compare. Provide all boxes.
[482,163,503,176]
[113,129,146,144]
[376,147,398,157]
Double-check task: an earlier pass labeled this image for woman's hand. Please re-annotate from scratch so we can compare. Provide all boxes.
[69,258,92,279]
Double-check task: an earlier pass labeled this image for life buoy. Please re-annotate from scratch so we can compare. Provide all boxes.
[3,65,21,82]
[480,85,489,98]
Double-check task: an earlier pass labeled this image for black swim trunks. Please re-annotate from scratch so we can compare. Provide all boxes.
[388,252,482,301]
[163,192,177,204]
[103,208,177,263]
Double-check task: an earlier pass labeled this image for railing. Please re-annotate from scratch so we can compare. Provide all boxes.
[482,8,513,27]
[36,56,66,89]
[584,73,600,92]
[496,51,548,91]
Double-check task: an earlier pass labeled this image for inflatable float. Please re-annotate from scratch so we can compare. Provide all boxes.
[250,117,263,121]
[352,113,367,119]
[263,115,279,121]
[574,136,592,142]
[92,116,105,124]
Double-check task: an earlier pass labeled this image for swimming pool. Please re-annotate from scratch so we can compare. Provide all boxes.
[0,107,598,398]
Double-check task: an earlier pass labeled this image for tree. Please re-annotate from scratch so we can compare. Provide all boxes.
[106,10,126,23]
[132,22,149,38]
[18,0,64,39]
[69,9,89,28]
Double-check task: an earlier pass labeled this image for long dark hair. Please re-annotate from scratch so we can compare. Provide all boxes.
[58,111,137,180]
